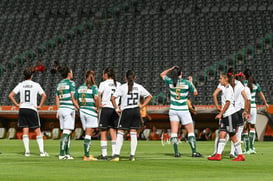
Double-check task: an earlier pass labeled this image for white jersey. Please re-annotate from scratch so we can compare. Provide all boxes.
[12,80,45,111]
[234,80,245,112]
[221,84,236,117]
[99,79,121,108]
[113,82,151,110]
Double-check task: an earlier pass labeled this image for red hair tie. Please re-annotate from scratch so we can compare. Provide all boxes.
[228,73,233,76]
[235,72,244,77]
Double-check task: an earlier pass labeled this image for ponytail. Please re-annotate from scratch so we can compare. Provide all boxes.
[85,70,95,88]
[227,68,235,89]
[244,68,256,92]
[126,70,135,93]
[172,67,182,87]
[104,67,117,87]
[227,73,235,89]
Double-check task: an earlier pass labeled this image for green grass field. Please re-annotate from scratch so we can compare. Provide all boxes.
[0,139,272,181]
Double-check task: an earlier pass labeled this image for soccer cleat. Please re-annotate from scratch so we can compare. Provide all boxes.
[25,152,30,157]
[229,154,236,158]
[40,152,49,157]
[83,155,98,161]
[243,150,251,155]
[249,149,256,154]
[110,154,120,162]
[174,153,181,157]
[129,155,135,161]
[97,155,108,161]
[59,155,67,160]
[232,154,245,161]
[65,155,74,160]
[192,152,203,158]
[208,153,221,161]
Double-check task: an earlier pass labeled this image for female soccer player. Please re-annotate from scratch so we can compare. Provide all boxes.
[56,65,80,160]
[211,68,250,158]
[160,66,202,158]
[75,70,99,161]
[110,70,152,161]
[97,67,121,160]
[242,69,269,154]
[9,67,48,157]
[208,73,245,161]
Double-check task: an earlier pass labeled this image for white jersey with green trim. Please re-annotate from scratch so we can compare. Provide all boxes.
[12,80,45,111]
[243,80,261,108]
[75,83,98,118]
[163,76,194,111]
[99,79,121,109]
[56,79,76,110]
[113,82,150,110]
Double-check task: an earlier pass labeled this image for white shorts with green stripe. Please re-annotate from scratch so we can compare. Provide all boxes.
[169,110,193,125]
[58,108,75,130]
[249,108,257,125]
[80,110,98,130]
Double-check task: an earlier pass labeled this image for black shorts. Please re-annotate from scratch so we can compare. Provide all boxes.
[219,112,241,134]
[117,107,141,130]
[236,109,244,126]
[98,107,119,129]
[18,108,40,128]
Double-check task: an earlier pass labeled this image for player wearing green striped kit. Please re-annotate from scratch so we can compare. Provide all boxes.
[75,70,100,161]
[56,66,80,160]
[242,69,269,154]
[160,66,202,158]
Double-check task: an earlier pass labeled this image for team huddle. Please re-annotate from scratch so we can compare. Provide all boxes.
[8,65,268,162]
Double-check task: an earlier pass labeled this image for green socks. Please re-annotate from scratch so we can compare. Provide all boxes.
[84,138,91,157]
[249,131,256,150]
[188,135,197,153]
[60,133,69,156]
[171,137,179,154]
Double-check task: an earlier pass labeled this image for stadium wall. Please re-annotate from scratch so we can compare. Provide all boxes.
[0,105,272,140]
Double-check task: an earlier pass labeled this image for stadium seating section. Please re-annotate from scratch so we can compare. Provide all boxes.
[0,0,272,106]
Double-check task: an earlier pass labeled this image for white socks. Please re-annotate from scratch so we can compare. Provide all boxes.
[23,135,30,153]
[36,135,44,153]
[115,131,124,155]
[217,139,226,154]
[101,140,107,157]
[130,132,137,156]
[112,140,116,156]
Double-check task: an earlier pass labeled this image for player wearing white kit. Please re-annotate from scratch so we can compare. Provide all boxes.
[212,69,250,158]
[98,67,121,160]
[242,69,269,154]
[56,66,80,160]
[160,66,202,158]
[9,67,48,157]
[110,70,152,161]
[75,70,99,161]
[208,73,245,161]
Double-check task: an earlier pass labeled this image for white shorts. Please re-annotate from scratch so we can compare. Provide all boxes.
[58,108,75,130]
[169,110,193,125]
[249,108,257,125]
[80,111,98,130]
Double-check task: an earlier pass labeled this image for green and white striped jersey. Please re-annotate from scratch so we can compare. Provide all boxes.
[75,83,98,118]
[163,76,194,111]
[243,80,261,109]
[56,79,76,110]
